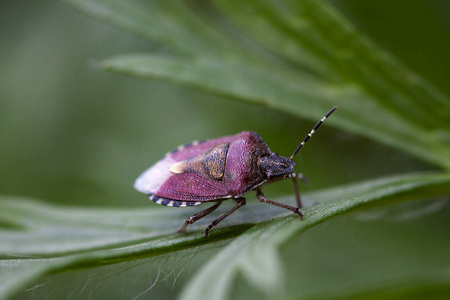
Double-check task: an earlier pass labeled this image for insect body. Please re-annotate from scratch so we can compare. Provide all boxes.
[135,106,337,236]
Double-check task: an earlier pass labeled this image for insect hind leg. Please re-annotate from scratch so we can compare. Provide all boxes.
[177,201,222,234]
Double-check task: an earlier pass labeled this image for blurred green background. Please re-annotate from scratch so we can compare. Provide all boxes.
[1,1,450,299]
[1,0,447,208]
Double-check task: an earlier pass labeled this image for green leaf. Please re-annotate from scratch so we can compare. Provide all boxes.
[1,172,450,299]
[61,0,450,169]
[17,1,450,299]
[178,172,450,300]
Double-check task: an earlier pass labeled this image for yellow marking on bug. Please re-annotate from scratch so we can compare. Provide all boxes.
[168,143,229,180]
[170,161,185,174]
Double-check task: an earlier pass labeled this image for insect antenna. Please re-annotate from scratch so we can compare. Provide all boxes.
[289,106,338,160]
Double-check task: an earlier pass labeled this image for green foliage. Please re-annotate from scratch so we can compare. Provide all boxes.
[1,0,450,299]
[1,173,450,299]
[70,0,450,169]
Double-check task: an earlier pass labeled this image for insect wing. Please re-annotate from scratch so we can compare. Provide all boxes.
[157,172,229,201]
[134,134,238,195]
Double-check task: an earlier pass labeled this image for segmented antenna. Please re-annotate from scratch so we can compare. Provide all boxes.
[289,106,337,159]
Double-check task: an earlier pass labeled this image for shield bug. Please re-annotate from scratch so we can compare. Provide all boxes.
[135,106,337,237]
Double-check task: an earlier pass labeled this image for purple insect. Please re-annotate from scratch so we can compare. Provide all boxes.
[135,106,337,237]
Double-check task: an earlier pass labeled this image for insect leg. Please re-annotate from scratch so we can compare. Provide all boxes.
[288,172,308,183]
[291,176,302,209]
[204,197,246,237]
[256,189,304,218]
[287,173,307,208]
[177,201,222,233]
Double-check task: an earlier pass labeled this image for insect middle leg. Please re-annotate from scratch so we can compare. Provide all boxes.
[177,201,222,234]
[256,189,304,218]
[204,197,246,237]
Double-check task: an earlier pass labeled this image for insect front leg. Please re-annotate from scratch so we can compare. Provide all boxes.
[287,173,307,209]
[286,172,308,184]
[277,172,308,209]
[291,176,302,209]
[256,189,304,218]
[204,197,246,237]
[177,201,222,234]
